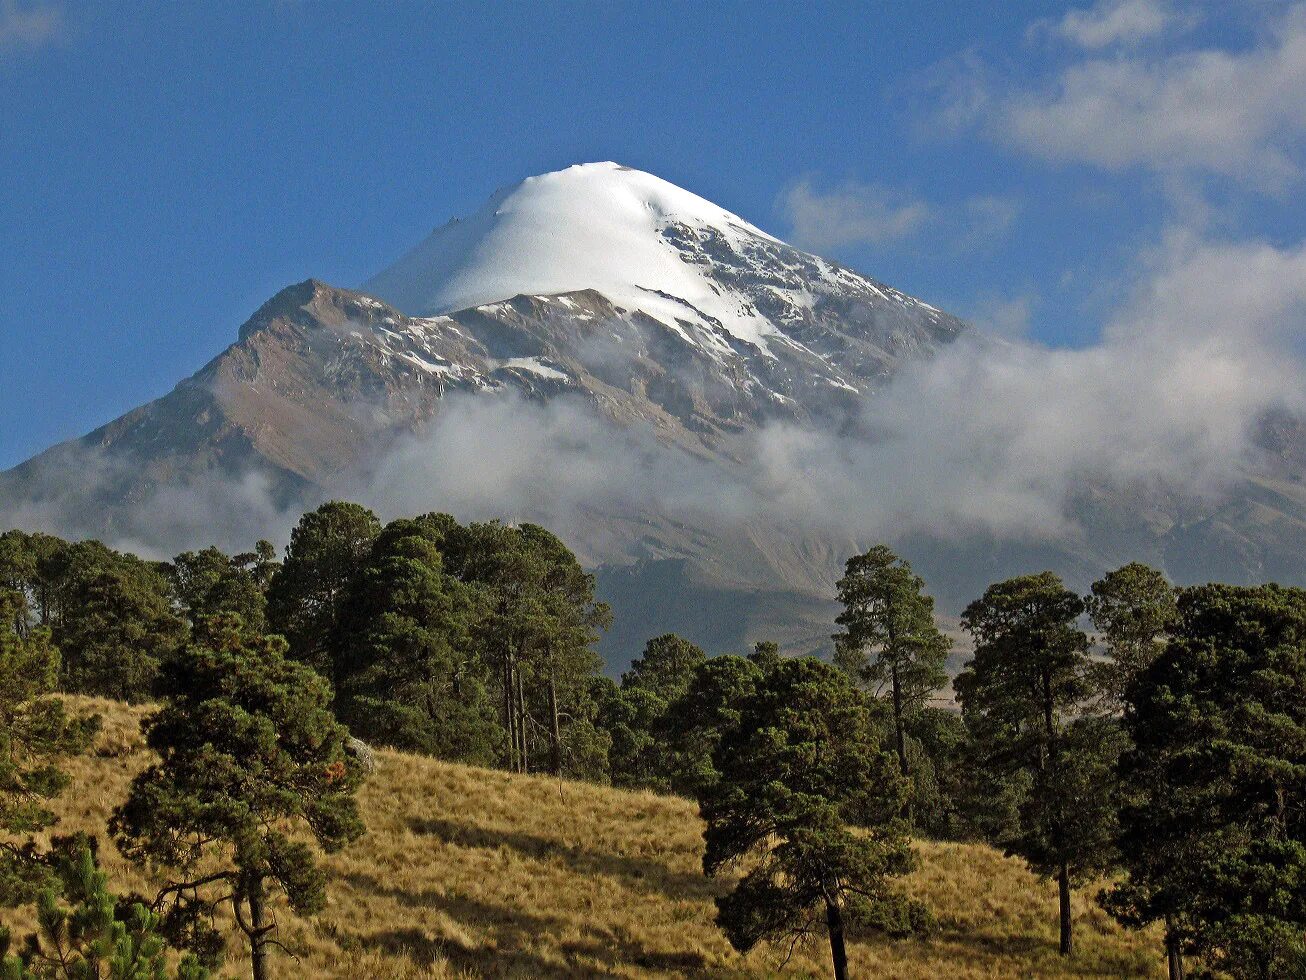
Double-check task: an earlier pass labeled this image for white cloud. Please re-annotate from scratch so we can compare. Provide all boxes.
[965,292,1035,339]
[779,177,1018,253]
[0,1,61,54]
[1037,0,1181,49]
[350,228,1306,547]
[945,4,1306,188]
[779,177,930,252]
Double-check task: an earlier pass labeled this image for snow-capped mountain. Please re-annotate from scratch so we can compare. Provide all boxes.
[354,162,962,452]
[365,162,954,370]
[5,163,1306,666]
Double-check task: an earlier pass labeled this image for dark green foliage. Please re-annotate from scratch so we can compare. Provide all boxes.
[332,517,499,763]
[659,653,763,798]
[621,633,706,702]
[746,639,782,671]
[699,657,927,978]
[514,524,612,777]
[834,546,950,787]
[955,572,1111,957]
[0,532,67,633]
[1104,584,1306,979]
[266,501,381,683]
[0,842,207,979]
[599,634,708,789]
[165,543,276,633]
[596,681,666,789]
[111,615,365,979]
[899,706,982,840]
[1086,562,1177,710]
[31,542,184,703]
[0,590,98,906]
[438,520,610,777]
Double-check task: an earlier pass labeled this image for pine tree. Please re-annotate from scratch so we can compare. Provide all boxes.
[699,657,928,979]
[266,501,381,684]
[600,634,708,789]
[658,653,762,798]
[596,681,666,788]
[1104,584,1306,979]
[1085,562,1177,711]
[166,544,275,633]
[0,589,98,906]
[955,571,1111,957]
[46,545,184,703]
[332,517,499,763]
[0,842,207,979]
[516,525,611,777]
[110,615,364,980]
[621,633,705,703]
[833,546,949,783]
[438,520,608,777]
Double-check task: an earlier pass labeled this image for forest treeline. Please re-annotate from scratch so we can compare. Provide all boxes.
[0,501,1303,979]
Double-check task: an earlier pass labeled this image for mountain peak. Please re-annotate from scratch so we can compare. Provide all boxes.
[362,162,797,349]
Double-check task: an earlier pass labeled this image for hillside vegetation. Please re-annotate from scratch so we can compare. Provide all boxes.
[1,698,1162,979]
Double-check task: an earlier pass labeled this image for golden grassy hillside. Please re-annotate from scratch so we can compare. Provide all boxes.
[2,698,1163,978]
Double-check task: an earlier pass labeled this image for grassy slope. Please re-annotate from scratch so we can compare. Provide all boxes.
[2,698,1162,978]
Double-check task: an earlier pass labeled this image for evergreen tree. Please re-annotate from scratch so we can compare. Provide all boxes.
[332,517,499,763]
[955,572,1111,957]
[0,532,67,633]
[658,653,762,798]
[266,501,381,684]
[600,634,708,789]
[0,842,207,979]
[596,680,667,789]
[833,546,949,782]
[0,590,98,906]
[166,544,275,633]
[1104,584,1306,979]
[111,615,365,980]
[747,639,782,671]
[47,545,183,702]
[440,520,608,777]
[621,633,706,703]
[516,525,611,777]
[698,657,927,980]
[1085,562,1177,711]
[900,706,973,840]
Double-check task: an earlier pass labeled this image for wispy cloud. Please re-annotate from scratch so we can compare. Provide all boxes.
[1032,0,1184,49]
[937,3,1306,189]
[778,176,1019,254]
[778,177,930,252]
[0,0,62,55]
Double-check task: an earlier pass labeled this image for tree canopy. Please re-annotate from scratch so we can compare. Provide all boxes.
[111,615,365,979]
[699,657,926,980]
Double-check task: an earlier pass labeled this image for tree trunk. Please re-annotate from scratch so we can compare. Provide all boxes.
[547,660,562,777]
[1058,862,1073,957]
[1165,915,1184,980]
[504,655,518,772]
[824,895,849,980]
[248,875,269,980]
[890,662,908,778]
[514,661,525,773]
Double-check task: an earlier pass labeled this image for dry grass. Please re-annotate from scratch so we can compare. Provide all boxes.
[2,697,1163,978]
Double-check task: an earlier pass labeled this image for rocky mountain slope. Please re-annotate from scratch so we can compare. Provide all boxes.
[4,163,1306,667]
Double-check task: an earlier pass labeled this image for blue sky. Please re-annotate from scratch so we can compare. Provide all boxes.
[2,0,1304,468]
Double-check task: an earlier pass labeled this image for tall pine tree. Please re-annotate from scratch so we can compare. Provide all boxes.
[111,615,364,980]
[699,657,927,980]
[955,572,1113,957]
